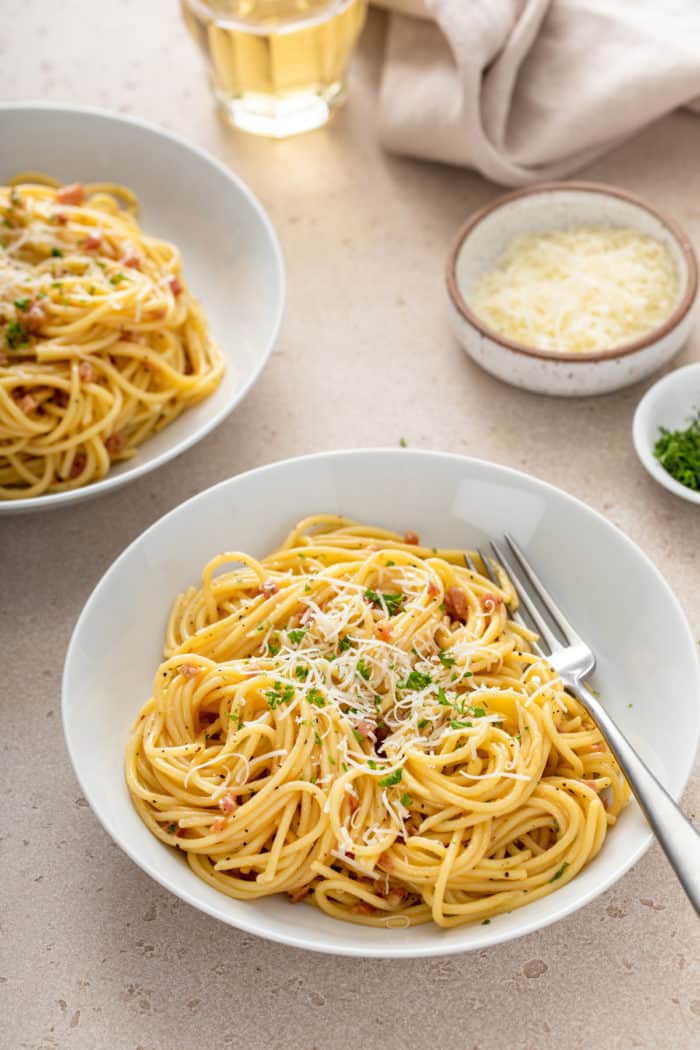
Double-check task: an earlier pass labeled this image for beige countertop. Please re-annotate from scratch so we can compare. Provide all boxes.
[2,3,699,1048]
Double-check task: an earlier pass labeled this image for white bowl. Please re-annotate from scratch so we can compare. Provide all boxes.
[633,363,700,504]
[62,449,700,958]
[0,103,285,514]
[446,181,698,397]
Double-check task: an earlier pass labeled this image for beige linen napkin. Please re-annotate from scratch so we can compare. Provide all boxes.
[375,0,700,185]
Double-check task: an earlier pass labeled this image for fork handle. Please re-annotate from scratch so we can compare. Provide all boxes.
[569,680,700,916]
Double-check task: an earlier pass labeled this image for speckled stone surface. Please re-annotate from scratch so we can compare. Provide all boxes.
[1,3,699,1048]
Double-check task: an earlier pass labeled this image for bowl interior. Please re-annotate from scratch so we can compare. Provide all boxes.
[0,104,284,510]
[62,450,700,957]
[633,363,700,504]
[453,187,692,345]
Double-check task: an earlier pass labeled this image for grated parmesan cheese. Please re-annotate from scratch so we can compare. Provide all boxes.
[467,226,679,353]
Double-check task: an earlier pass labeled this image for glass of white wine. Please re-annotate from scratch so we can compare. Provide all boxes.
[181,0,367,138]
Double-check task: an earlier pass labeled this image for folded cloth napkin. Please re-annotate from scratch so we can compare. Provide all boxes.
[376,0,700,185]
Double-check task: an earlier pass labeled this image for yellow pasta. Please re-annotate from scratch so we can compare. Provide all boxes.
[0,177,224,499]
[126,516,629,929]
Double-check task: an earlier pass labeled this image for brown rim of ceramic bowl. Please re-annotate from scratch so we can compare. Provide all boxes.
[446,180,699,364]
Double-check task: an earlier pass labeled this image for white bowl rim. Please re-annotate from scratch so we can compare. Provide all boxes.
[0,100,286,514]
[61,447,700,957]
[446,180,699,365]
[632,362,700,505]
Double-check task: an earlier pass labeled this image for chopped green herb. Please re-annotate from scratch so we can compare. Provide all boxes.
[368,759,377,770]
[449,719,472,729]
[379,767,403,788]
[5,320,29,349]
[287,628,306,645]
[314,731,323,746]
[654,410,700,491]
[267,635,281,656]
[399,670,432,691]
[356,659,371,681]
[417,718,429,730]
[304,582,311,593]
[436,687,449,706]
[307,688,326,707]
[552,819,560,834]
[338,636,355,652]
[364,589,405,616]
[166,823,177,834]
[264,682,295,709]
[469,706,486,718]
[341,762,349,772]
[228,712,240,725]
[309,774,318,785]
[352,729,365,744]
[109,272,126,285]
[51,247,63,257]
[438,649,456,668]
[294,665,309,681]
[13,298,30,311]
[400,792,412,808]
[549,861,570,883]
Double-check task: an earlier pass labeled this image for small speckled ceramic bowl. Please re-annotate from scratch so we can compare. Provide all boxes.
[633,362,700,504]
[446,182,698,397]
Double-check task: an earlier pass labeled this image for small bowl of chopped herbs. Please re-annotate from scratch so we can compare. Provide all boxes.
[633,362,700,504]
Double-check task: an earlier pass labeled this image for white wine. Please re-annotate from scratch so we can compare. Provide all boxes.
[182,0,367,137]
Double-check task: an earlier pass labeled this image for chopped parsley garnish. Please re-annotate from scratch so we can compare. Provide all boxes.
[468,706,486,718]
[368,759,377,770]
[400,792,412,807]
[450,719,472,729]
[314,731,323,746]
[417,719,429,729]
[287,628,306,645]
[264,682,295,709]
[294,665,309,681]
[109,272,126,285]
[436,688,450,706]
[309,775,318,785]
[352,729,365,744]
[13,298,30,311]
[654,410,700,491]
[549,861,569,883]
[356,659,371,681]
[5,320,29,349]
[379,767,403,788]
[307,688,326,707]
[399,670,432,691]
[338,636,355,652]
[166,823,177,834]
[364,589,405,616]
[552,819,560,834]
[228,712,240,726]
[267,635,281,656]
[51,247,63,257]
[341,762,348,772]
[438,649,456,668]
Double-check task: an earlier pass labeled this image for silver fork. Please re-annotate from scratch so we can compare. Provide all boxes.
[466,536,700,916]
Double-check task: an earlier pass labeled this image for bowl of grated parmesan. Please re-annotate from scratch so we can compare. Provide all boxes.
[446,182,698,397]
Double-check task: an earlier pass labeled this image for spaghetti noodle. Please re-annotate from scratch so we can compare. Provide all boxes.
[126,516,629,928]
[0,177,224,499]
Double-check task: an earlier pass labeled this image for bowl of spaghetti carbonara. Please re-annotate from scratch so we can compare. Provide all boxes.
[62,450,700,957]
[0,104,284,513]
